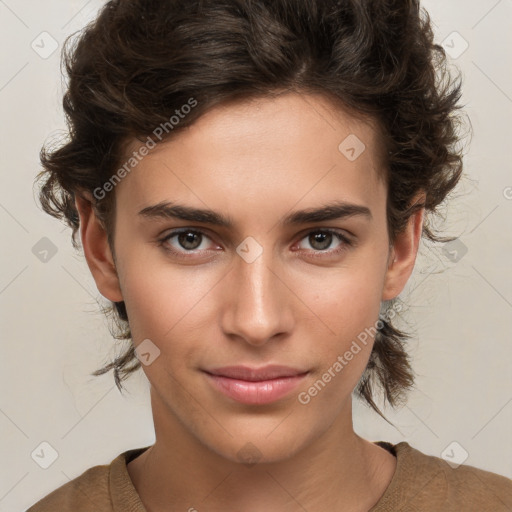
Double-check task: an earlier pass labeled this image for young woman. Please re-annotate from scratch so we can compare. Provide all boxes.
[28,0,512,510]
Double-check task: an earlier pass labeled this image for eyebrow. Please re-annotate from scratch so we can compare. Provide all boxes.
[138,200,372,228]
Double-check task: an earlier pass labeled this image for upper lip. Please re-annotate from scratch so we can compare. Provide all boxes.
[204,365,309,381]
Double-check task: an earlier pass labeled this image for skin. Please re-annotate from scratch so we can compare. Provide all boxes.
[75,92,425,512]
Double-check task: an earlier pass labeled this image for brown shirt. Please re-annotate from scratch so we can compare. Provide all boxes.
[26,441,512,511]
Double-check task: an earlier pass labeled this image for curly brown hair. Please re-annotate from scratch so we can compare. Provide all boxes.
[36,0,468,423]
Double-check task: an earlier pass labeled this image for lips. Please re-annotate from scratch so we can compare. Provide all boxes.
[202,365,310,405]
[204,365,309,381]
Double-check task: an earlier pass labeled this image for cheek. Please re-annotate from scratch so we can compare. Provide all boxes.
[121,275,176,342]
[306,262,384,337]
[118,270,200,395]
[117,256,221,376]
[299,261,384,385]
[118,250,206,339]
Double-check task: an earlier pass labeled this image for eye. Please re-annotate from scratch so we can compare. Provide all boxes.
[158,229,216,257]
[295,229,353,257]
[157,227,354,259]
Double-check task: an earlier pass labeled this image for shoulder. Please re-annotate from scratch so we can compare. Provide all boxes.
[26,463,111,512]
[385,442,512,511]
[25,445,150,512]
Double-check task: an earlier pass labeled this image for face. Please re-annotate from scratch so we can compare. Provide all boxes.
[79,92,422,464]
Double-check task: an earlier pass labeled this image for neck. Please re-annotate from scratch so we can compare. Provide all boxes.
[127,389,396,512]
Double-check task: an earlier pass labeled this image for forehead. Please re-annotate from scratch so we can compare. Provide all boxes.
[115,93,387,222]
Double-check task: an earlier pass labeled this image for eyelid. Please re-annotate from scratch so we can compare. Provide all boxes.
[292,228,354,256]
[158,226,354,257]
[294,226,354,242]
[158,227,219,253]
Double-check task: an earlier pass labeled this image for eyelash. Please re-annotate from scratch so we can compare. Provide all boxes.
[157,228,354,260]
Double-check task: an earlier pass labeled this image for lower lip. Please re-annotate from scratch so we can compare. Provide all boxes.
[204,372,308,405]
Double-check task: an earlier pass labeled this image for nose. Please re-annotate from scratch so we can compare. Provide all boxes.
[220,248,294,347]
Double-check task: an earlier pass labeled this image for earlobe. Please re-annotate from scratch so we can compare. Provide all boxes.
[75,192,124,303]
[381,194,426,302]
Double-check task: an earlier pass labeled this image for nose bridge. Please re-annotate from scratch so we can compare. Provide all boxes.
[223,240,292,345]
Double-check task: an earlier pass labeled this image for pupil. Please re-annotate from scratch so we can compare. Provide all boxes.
[180,232,200,249]
[312,232,331,250]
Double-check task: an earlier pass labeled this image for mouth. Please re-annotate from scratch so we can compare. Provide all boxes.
[202,365,309,405]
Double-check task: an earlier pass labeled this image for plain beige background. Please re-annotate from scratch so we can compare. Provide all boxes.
[0,1,511,510]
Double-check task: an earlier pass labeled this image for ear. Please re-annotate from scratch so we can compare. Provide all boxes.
[381,192,426,301]
[74,191,123,303]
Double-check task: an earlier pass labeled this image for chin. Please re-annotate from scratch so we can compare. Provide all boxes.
[204,424,313,466]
